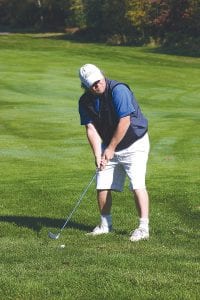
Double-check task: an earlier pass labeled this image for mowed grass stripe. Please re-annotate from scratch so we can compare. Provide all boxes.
[0,34,199,300]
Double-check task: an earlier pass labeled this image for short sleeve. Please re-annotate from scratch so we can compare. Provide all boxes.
[79,102,92,125]
[111,84,135,118]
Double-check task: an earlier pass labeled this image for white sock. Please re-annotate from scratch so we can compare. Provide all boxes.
[101,214,112,228]
[139,218,149,232]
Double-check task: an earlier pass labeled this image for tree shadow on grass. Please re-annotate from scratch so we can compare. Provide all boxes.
[0,215,93,233]
[30,32,200,58]
[144,46,200,58]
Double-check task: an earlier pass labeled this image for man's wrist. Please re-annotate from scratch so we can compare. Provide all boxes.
[107,144,116,152]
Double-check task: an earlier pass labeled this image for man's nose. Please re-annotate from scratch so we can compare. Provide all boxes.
[94,82,99,89]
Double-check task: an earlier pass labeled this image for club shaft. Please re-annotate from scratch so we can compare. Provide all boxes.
[60,173,96,231]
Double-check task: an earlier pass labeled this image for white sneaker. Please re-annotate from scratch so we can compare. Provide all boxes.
[129,228,149,242]
[86,225,112,236]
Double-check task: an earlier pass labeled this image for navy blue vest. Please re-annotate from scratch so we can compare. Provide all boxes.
[79,79,148,151]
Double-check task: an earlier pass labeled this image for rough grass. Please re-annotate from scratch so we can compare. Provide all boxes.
[0,33,199,300]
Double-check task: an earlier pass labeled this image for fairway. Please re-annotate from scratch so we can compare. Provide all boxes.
[0,34,199,300]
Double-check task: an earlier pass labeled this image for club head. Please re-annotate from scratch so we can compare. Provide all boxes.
[48,231,60,240]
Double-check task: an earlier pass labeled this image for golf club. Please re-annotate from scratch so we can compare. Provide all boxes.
[48,172,96,240]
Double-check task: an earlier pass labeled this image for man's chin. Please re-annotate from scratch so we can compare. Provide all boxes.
[94,90,103,95]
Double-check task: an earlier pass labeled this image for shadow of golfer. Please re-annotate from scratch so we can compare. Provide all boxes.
[0,215,93,233]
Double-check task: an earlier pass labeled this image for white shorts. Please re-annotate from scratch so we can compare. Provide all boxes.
[96,133,150,191]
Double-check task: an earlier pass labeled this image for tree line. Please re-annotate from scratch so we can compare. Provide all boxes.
[0,0,199,52]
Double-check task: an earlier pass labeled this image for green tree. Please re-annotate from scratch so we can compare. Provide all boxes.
[150,0,200,51]
[64,0,85,28]
[37,0,66,28]
[83,0,153,44]
[83,0,132,44]
[0,0,40,28]
[125,0,152,43]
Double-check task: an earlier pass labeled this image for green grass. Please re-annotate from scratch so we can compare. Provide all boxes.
[0,33,199,300]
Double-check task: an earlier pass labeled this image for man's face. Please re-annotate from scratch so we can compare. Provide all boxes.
[90,78,106,95]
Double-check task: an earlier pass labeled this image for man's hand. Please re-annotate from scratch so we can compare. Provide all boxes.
[102,147,115,161]
[95,155,102,169]
[95,155,107,171]
[99,116,130,170]
[100,147,115,170]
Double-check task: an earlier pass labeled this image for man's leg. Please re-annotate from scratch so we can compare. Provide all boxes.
[97,189,112,215]
[122,134,150,241]
[133,188,149,218]
[130,188,149,241]
[87,189,112,235]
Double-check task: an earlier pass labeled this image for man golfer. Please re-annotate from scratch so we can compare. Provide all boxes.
[78,64,150,241]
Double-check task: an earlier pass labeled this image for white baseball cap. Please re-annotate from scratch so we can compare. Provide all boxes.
[79,64,104,88]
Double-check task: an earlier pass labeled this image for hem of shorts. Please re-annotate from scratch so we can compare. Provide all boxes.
[130,186,146,191]
[96,187,123,192]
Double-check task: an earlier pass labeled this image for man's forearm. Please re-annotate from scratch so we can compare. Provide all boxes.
[100,116,130,165]
[108,116,130,150]
[86,123,102,160]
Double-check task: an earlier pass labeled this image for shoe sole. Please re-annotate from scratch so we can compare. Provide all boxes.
[85,232,110,236]
[129,236,149,242]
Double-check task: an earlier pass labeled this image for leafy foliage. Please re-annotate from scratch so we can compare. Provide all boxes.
[150,0,200,49]
[0,0,199,51]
